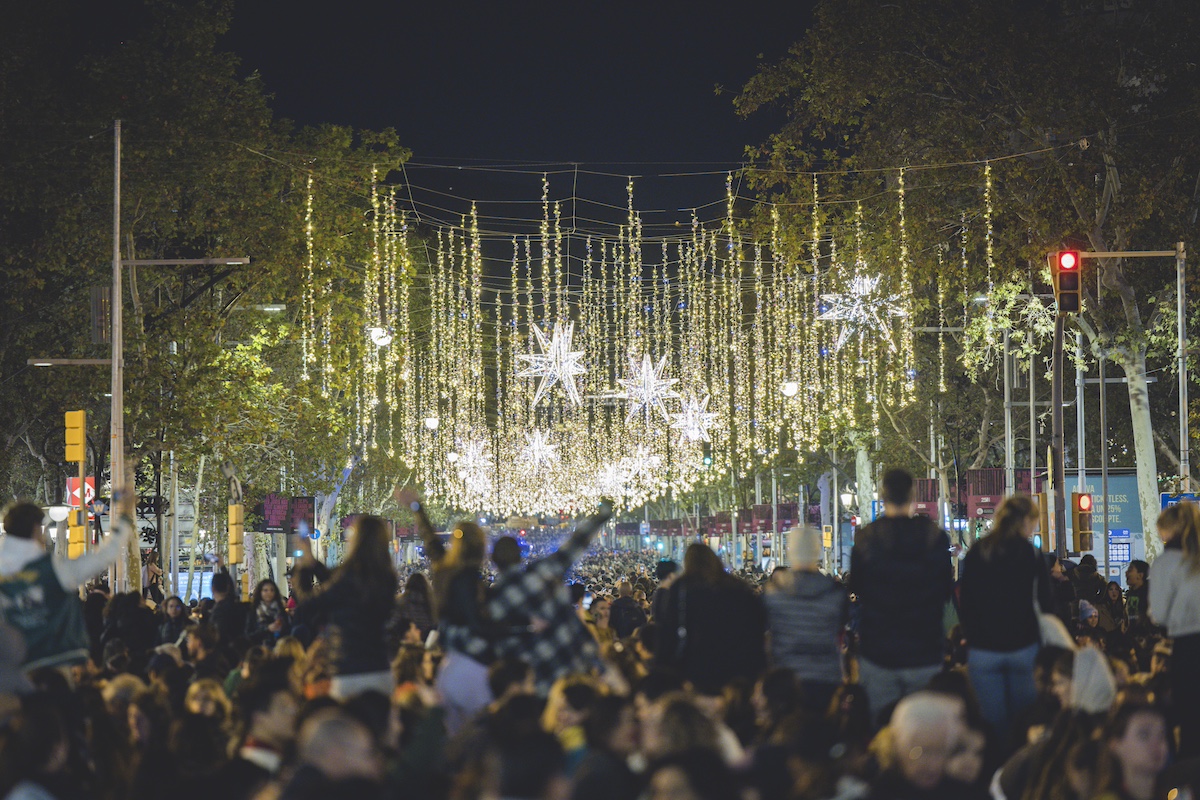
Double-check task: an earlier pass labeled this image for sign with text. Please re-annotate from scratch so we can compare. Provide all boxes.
[290,496,315,536]
[263,493,290,533]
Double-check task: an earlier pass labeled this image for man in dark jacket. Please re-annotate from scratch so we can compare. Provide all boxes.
[608,580,648,640]
[849,469,953,726]
[210,568,249,654]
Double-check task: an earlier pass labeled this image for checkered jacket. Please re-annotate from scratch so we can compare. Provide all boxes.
[486,526,601,692]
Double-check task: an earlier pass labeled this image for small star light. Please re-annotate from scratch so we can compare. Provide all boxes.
[670,394,719,443]
[618,354,680,422]
[595,462,628,497]
[620,445,662,483]
[816,274,907,353]
[456,438,493,498]
[515,322,587,407]
[520,429,559,471]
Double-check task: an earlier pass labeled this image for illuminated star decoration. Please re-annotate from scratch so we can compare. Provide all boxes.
[595,462,628,498]
[515,322,587,407]
[816,275,908,353]
[455,438,493,499]
[669,394,719,443]
[618,354,680,422]
[520,429,559,471]
[620,445,662,483]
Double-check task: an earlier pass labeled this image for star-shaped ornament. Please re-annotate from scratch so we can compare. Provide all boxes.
[515,322,587,407]
[670,394,719,443]
[617,354,680,422]
[817,275,907,352]
[520,429,559,471]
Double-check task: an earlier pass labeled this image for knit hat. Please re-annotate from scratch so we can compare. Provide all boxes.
[1078,600,1098,622]
[787,526,824,566]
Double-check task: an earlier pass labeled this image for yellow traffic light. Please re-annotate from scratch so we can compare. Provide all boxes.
[228,503,244,564]
[65,410,86,464]
[68,523,87,558]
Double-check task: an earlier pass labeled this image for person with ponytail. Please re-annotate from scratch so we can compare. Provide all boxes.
[959,494,1055,747]
[1149,499,1200,759]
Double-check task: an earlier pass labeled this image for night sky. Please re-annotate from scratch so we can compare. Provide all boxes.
[220,0,817,235]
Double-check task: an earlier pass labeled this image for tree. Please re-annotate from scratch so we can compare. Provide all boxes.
[737,0,1200,555]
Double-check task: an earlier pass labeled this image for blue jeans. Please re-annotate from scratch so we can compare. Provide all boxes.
[967,642,1039,742]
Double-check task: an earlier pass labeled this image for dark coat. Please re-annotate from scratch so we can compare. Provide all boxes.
[654,574,767,693]
[849,514,954,669]
[608,595,648,640]
[960,537,1054,652]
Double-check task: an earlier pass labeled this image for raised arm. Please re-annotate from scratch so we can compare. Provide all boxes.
[53,484,136,592]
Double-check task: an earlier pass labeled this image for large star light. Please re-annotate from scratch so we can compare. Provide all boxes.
[520,429,559,471]
[669,394,719,443]
[817,275,907,353]
[618,354,680,422]
[515,322,587,407]
[620,445,662,483]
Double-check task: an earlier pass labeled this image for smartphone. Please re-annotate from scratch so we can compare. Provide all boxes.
[583,592,594,610]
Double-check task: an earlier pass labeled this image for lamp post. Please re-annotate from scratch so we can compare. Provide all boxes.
[47,505,71,557]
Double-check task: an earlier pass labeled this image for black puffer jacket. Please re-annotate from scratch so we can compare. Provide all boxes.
[849,514,954,669]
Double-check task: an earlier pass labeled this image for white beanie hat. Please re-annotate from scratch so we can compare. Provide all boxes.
[787,525,824,566]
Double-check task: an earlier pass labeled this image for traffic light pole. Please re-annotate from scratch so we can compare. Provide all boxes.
[1051,315,1067,558]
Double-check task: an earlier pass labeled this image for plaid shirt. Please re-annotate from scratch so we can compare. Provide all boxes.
[486,526,601,693]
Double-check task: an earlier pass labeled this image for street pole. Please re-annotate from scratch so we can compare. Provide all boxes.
[1051,315,1067,557]
[1178,241,1190,491]
[771,469,778,566]
[1101,355,1110,580]
[1076,332,1086,492]
[111,120,132,592]
[1029,328,1037,499]
[1004,328,1015,496]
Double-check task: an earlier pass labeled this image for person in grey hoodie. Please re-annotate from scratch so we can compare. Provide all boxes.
[764,525,849,714]
[1149,500,1200,760]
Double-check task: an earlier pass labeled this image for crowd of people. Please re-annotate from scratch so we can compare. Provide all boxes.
[1,468,1199,800]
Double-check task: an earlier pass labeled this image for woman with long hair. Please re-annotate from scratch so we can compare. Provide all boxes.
[959,494,1055,747]
[654,543,767,694]
[403,490,495,733]
[1149,499,1200,759]
[1091,702,1169,800]
[156,595,189,646]
[293,514,399,700]
[244,578,289,643]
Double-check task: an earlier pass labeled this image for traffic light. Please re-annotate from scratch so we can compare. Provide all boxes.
[228,503,244,564]
[1033,492,1051,552]
[65,410,86,464]
[1053,250,1081,313]
[701,441,713,467]
[65,411,87,557]
[1072,492,1094,552]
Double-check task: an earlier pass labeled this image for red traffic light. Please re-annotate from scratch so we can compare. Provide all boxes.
[1076,493,1093,512]
[1058,251,1079,270]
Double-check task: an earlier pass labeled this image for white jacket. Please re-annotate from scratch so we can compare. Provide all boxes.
[0,515,133,591]
[1149,549,1200,638]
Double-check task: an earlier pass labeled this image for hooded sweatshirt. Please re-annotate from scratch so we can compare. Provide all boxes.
[764,570,849,684]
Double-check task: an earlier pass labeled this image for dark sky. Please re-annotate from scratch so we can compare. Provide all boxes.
[220,0,816,236]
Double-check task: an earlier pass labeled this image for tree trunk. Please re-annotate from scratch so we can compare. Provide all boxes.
[1116,349,1162,561]
[315,458,357,564]
[184,454,205,602]
[854,440,875,523]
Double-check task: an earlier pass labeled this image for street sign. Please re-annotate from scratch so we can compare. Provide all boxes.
[1161,492,1198,510]
[67,477,96,520]
[870,500,883,522]
[1108,529,1131,564]
[639,520,651,537]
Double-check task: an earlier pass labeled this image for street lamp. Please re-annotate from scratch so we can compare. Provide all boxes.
[780,381,800,398]
[423,416,440,431]
[368,326,394,347]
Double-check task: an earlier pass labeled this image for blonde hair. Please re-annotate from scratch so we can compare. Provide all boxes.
[1157,500,1200,572]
